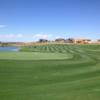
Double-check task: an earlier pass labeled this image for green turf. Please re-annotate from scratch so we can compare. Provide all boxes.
[0,52,72,60]
[0,44,100,100]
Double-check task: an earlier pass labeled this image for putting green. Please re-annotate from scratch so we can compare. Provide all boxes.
[0,52,72,60]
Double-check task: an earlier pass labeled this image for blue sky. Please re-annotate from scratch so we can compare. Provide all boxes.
[0,0,100,42]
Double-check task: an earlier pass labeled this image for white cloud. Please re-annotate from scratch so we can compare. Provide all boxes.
[0,34,23,38]
[0,33,52,40]
[0,33,53,42]
[0,25,6,28]
[17,34,23,38]
[33,34,52,39]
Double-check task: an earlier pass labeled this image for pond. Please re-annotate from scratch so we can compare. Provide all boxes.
[0,46,20,52]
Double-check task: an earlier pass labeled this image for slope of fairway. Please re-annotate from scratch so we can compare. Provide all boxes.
[0,44,100,100]
[0,52,72,60]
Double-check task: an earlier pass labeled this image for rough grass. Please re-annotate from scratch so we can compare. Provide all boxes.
[0,44,100,100]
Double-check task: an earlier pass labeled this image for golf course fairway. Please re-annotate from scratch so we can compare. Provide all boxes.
[0,52,72,60]
[0,44,100,100]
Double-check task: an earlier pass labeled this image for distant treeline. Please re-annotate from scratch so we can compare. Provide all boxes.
[0,38,100,46]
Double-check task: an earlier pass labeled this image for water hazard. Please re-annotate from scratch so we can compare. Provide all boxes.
[0,46,19,52]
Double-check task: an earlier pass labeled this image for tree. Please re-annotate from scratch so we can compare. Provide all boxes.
[38,39,48,43]
[66,38,75,43]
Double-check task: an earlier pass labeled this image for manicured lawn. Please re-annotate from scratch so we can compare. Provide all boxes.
[0,44,100,100]
[0,52,72,60]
